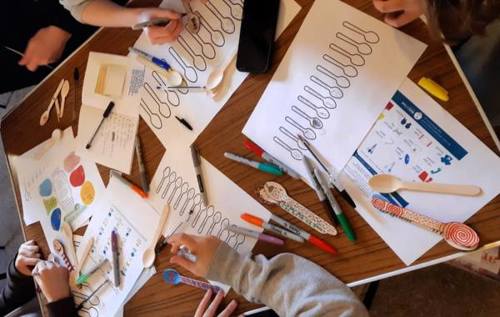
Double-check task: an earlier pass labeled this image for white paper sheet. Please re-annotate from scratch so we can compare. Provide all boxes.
[14,128,74,225]
[243,0,426,189]
[16,128,105,232]
[72,176,160,317]
[133,0,301,148]
[76,52,144,173]
[73,235,156,317]
[341,78,500,265]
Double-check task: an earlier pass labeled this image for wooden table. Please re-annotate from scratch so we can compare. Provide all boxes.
[2,0,499,315]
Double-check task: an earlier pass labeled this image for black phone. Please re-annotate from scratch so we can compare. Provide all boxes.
[236,0,280,73]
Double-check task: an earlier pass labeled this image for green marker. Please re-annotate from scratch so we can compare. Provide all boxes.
[224,152,283,176]
[77,259,109,285]
[314,167,356,241]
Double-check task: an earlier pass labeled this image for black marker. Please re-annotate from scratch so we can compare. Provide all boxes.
[86,101,115,149]
[175,115,193,131]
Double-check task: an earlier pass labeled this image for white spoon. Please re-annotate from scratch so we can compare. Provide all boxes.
[143,205,170,268]
[206,52,237,93]
[59,80,70,119]
[368,174,482,196]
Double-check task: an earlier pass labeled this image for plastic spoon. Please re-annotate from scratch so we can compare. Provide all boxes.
[368,174,482,196]
[143,205,170,268]
[59,80,70,119]
[206,52,237,93]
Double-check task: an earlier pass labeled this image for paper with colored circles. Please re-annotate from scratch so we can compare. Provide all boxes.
[16,128,105,231]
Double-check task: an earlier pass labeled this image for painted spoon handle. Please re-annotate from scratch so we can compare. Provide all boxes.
[280,197,338,236]
[371,197,443,233]
[180,276,222,293]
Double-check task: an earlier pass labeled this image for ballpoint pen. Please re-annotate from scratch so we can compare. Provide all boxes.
[303,157,338,225]
[86,101,115,149]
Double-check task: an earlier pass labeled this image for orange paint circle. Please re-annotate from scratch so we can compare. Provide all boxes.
[80,181,95,205]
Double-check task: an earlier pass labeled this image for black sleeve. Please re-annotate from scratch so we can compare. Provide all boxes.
[46,297,78,317]
[0,255,36,316]
[45,0,88,35]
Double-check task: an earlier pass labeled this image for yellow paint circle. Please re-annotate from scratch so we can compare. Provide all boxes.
[80,181,95,205]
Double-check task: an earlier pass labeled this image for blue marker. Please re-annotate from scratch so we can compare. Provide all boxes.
[129,47,172,71]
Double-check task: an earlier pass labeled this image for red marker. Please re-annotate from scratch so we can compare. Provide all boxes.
[242,212,337,255]
[243,139,300,179]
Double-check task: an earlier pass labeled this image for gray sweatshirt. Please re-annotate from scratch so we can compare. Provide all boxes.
[206,243,369,317]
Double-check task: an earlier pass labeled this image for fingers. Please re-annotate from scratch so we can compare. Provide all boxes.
[203,290,224,317]
[217,299,238,317]
[373,0,404,13]
[148,8,182,20]
[169,254,196,272]
[194,289,213,317]
[168,233,197,250]
[384,11,419,28]
[146,19,183,44]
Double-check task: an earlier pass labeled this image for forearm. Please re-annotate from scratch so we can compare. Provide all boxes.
[81,0,141,27]
[206,243,368,317]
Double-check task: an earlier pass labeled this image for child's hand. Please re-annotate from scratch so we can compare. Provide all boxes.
[19,26,71,71]
[15,240,41,276]
[139,8,184,44]
[372,0,425,28]
[167,233,221,277]
[33,260,71,303]
[195,289,238,317]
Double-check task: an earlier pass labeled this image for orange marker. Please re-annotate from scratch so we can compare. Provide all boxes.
[241,213,304,243]
[242,213,337,255]
[111,170,148,198]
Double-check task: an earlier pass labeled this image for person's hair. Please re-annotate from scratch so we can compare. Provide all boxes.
[425,0,500,43]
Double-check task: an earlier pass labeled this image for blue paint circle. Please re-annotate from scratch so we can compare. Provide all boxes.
[39,179,52,197]
[50,208,62,231]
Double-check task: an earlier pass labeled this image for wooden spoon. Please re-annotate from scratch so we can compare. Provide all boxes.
[59,80,70,119]
[369,174,481,196]
[143,205,170,268]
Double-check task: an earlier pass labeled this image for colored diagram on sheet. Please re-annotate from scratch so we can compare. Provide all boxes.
[343,89,469,208]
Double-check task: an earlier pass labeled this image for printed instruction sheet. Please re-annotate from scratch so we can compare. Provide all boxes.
[341,78,500,265]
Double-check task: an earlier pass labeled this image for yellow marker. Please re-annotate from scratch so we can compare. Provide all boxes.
[418,77,449,102]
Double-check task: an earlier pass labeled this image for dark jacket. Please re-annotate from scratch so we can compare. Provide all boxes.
[0,255,77,317]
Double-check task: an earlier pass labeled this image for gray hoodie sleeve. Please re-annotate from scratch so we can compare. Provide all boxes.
[59,0,93,21]
[206,243,369,317]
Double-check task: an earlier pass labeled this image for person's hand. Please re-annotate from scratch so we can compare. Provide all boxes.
[372,0,426,28]
[15,240,42,276]
[195,289,238,317]
[19,26,71,72]
[167,233,221,277]
[32,260,71,303]
[138,8,184,44]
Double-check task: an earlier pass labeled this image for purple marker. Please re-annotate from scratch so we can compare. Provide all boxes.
[163,269,222,293]
[228,224,284,246]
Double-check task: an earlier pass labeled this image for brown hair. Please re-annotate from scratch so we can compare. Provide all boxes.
[425,0,500,43]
